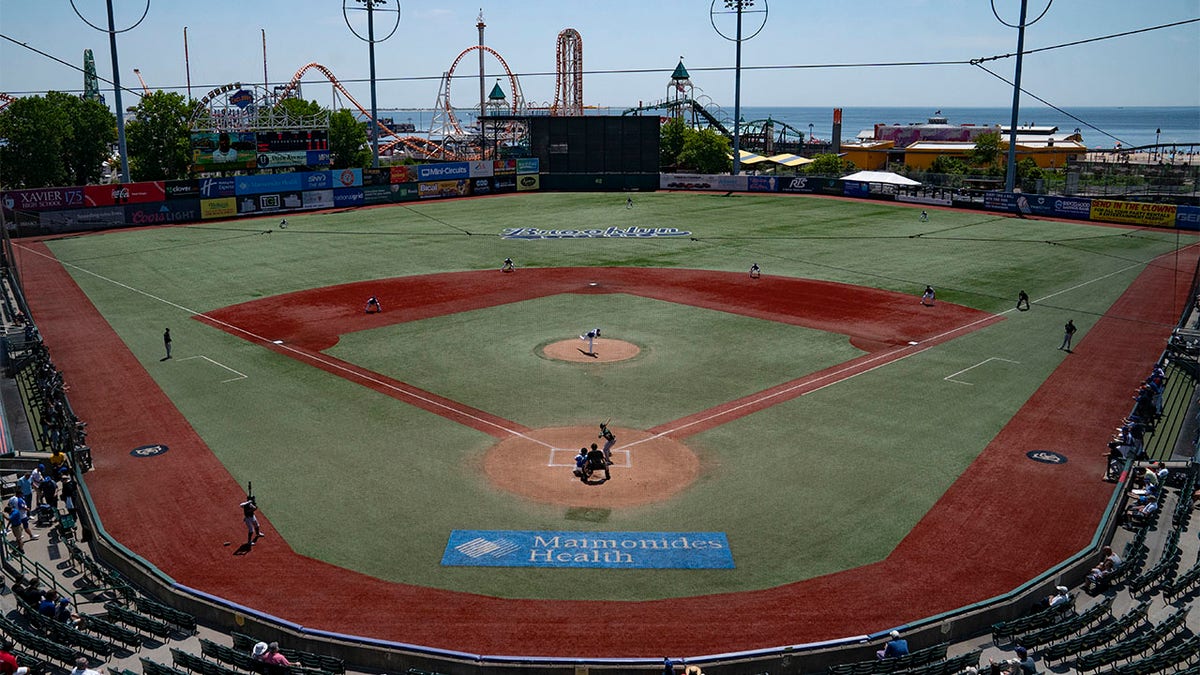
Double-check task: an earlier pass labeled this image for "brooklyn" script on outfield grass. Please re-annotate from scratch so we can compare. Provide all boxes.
[501,226,692,240]
[441,530,734,569]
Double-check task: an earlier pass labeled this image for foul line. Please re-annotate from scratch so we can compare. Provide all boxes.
[17,243,552,448]
[944,357,1021,386]
[177,355,248,383]
[22,244,1152,453]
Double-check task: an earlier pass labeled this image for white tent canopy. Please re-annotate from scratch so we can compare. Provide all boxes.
[840,170,921,186]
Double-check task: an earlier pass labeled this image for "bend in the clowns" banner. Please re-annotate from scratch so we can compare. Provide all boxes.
[442,530,734,569]
[501,226,691,240]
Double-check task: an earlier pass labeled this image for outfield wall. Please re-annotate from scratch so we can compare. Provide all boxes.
[0,159,541,236]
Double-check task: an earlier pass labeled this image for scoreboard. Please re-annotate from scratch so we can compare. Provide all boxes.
[256,130,329,153]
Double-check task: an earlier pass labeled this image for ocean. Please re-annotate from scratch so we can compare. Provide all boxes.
[380,105,1200,150]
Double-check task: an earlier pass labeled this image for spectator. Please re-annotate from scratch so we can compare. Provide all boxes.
[1086,546,1122,590]
[1004,646,1037,675]
[262,642,300,669]
[1124,494,1158,524]
[69,657,100,675]
[877,630,909,659]
[251,642,269,662]
[0,638,29,675]
[662,657,675,675]
[37,591,56,617]
[1034,585,1070,611]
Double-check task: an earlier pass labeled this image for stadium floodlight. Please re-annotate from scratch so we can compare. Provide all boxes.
[70,0,151,184]
[992,0,1052,192]
[710,0,768,176]
[343,0,401,169]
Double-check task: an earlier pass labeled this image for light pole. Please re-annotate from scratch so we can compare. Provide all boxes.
[992,0,1050,193]
[1156,128,1161,161]
[808,123,814,149]
[711,1,768,176]
[344,0,400,168]
[71,0,150,184]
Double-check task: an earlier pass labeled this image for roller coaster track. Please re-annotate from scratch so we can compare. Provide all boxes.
[0,93,14,112]
[278,62,464,160]
[623,97,732,138]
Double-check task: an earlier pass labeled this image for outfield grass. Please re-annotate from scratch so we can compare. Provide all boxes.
[39,192,1191,600]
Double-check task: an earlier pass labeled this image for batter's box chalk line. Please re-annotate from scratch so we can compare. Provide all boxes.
[548,447,631,468]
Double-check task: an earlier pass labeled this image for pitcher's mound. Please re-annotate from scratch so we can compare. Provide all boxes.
[483,426,699,508]
[543,338,640,363]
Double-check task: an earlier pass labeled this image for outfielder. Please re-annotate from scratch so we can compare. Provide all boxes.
[580,327,601,354]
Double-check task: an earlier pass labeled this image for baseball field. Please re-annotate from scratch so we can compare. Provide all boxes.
[14,191,1198,656]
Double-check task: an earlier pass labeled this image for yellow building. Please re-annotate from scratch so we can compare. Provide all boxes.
[840,140,893,171]
[902,136,1086,171]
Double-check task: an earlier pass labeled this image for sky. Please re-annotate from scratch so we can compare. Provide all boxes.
[1,0,1198,114]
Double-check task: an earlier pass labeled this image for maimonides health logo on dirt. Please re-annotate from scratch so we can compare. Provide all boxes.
[441,530,734,569]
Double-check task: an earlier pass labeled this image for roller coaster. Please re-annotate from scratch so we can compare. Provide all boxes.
[623,97,807,153]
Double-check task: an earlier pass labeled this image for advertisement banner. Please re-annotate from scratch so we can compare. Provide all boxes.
[362,185,393,205]
[390,165,419,183]
[165,180,201,200]
[198,177,237,199]
[469,160,495,178]
[660,174,749,192]
[2,187,85,212]
[470,177,493,195]
[190,132,258,172]
[1014,194,1092,220]
[235,173,303,196]
[302,190,335,210]
[84,182,165,207]
[1090,199,1176,227]
[418,162,470,182]
[493,175,517,193]
[516,158,540,175]
[306,150,332,166]
[362,168,391,186]
[493,159,517,175]
[441,530,735,569]
[1176,205,1200,231]
[237,193,285,214]
[778,176,817,194]
[301,171,332,191]
[392,183,420,202]
[896,192,953,207]
[516,174,541,192]
[254,151,312,170]
[747,176,779,193]
[983,192,1019,213]
[38,206,125,233]
[418,179,470,199]
[331,168,363,188]
[200,197,237,220]
[333,188,364,207]
[841,181,870,198]
[125,200,201,226]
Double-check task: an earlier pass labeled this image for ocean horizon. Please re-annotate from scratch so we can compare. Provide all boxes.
[380,105,1200,150]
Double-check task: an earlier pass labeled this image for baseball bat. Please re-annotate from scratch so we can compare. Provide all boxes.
[247,481,254,501]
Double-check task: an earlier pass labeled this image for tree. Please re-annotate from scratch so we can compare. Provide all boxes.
[329,109,369,169]
[677,127,730,174]
[971,131,1002,167]
[659,117,688,169]
[124,91,193,181]
[0,94,70,189]
[805,153,849,176]
[1017,157,1043,181]
[47,91,115,185]
[930,155,969,175]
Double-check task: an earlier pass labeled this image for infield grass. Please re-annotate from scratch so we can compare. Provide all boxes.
[37,191,1192,600]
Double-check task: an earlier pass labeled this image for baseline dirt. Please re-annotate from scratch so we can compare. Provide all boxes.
[17,252,1195,657]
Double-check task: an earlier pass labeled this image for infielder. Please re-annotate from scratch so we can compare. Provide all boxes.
[749,263,761,279]
[921,285,935,306]
[365,296,382,313]
[501,257,514,272]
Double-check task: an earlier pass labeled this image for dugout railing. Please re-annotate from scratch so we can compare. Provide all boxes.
[1,236,1199,675]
